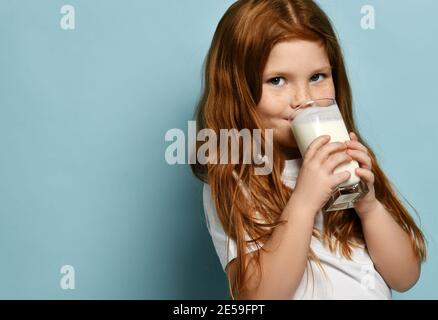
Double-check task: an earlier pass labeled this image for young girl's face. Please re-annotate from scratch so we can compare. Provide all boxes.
[257,40,335,159]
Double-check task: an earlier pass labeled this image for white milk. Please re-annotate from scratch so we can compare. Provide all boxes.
[291,119,360,188]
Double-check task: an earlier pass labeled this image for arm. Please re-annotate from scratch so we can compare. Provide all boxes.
[227,193,317,300]
[358,200,421,292]
[226,136,352,299]
[345,132,421,292]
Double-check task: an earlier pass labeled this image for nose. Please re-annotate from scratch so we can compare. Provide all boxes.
[290,88,313,110]
[292,99,315,111]
[290,85,312,109]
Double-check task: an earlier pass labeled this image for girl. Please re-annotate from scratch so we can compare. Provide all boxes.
[191,0,426,299]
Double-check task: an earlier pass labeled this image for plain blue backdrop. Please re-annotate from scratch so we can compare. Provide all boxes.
[0,0,436,299]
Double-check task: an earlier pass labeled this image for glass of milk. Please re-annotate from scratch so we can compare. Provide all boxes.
[289,98,369,213]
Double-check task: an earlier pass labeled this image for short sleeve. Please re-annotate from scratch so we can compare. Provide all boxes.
[202,183,260,272]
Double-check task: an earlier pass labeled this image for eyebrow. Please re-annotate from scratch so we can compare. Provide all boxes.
[264,65,333,78]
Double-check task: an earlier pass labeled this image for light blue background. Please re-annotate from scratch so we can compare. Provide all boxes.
[0,0,436,299]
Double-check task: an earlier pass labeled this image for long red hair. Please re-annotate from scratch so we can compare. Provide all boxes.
[190,0,426,299]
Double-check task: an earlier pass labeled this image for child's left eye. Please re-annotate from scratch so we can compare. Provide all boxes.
[310,73,326,82]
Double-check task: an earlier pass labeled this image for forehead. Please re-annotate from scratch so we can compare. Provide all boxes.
[264,40,330,75]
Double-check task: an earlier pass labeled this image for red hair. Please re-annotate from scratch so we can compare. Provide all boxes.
[191,0,426,299]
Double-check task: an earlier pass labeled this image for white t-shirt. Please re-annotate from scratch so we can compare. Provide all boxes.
[202,158,392,299]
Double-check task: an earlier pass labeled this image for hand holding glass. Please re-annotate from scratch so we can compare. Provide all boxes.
[289,98,369,212]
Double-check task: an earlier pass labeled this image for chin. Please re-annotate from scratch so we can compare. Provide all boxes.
[278,133,298,149]
[275,137,299,153]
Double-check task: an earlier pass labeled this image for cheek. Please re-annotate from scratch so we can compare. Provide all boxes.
[256,90,288,121]
[323,78,336,97]
[311,78,336,99]
[257,103,294,141]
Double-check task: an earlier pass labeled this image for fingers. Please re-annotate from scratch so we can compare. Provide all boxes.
[355,167,375,184]
[316,141,348,164]
[332,170,351,188]
[350,132,358,141]
[304,135,331,160]
[325,151,353,173]
[346,149,372,169]
[345,139,368,154]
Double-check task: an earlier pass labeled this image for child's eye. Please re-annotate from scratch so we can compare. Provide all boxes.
[310,73,326,83]
[269,77,286,87]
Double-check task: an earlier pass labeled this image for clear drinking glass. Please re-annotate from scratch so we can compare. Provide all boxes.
[288,98,369,212]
